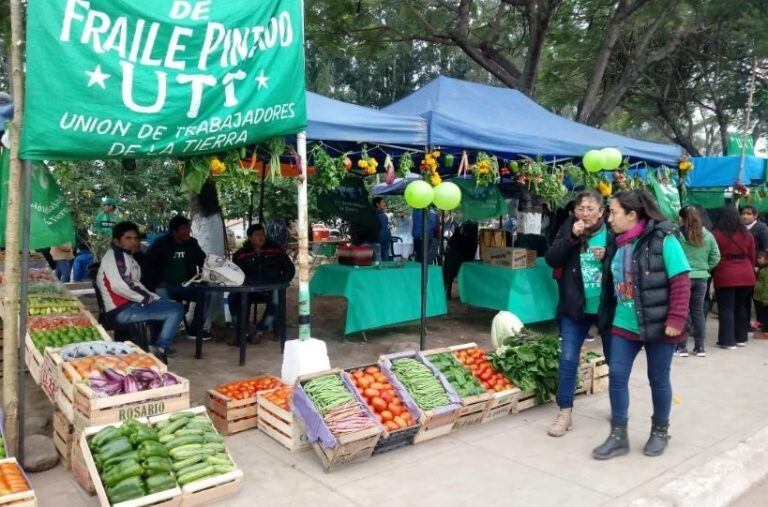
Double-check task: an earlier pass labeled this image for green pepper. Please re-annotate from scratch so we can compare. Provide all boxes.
[101,450,139,472]
[102,459,143,488]
[107,476,145,504]
[142,456,173,475]
[129,427,159,447]
[120,419,144,437]
[89,426,121,449]
[96,436,133,462]
[145,473,176,494]
[138,440,169,460]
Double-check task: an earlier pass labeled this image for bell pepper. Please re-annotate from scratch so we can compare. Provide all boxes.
[129,427,159,447]
[120,419,145,437]
[102,459,143,488]
[96,436,133,462]
[106,476,145,504]
[138,440,169,460]
[145,473,176,494]
[142,456,172,475]
[101,450,139,472]
[89,426,121,449]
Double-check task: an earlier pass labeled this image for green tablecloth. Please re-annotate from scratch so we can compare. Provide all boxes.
[458,259,558,323]
[310,262,448,334]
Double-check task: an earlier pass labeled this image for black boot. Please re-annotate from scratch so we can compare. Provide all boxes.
[643,419,669,457]
[592,422,630,460]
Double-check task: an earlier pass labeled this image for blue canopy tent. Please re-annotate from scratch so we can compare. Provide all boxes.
[306,92,428,145]
[685,156,767,187]
[382,76,682,165]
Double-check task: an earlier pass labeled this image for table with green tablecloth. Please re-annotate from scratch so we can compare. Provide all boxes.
[458,259,558,323]
[310,262,447,334]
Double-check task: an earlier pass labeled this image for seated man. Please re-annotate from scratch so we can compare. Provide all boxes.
[96,222,184,362]
[231,224,295,343]
[144,215,210,340]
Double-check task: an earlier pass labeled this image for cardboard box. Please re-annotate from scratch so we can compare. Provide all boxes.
[481,247,536,269]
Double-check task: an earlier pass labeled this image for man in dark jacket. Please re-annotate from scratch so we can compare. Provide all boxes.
[231,224,295,342]
[145,215,209,340]
[740,205,768,251]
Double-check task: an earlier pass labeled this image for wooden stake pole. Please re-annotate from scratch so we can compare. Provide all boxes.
[4,0,27,457]
[296,132,310,341]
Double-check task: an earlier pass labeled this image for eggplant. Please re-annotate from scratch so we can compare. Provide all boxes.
[123,374,139,393]
[104,368,124,382]
[161,373,178,387]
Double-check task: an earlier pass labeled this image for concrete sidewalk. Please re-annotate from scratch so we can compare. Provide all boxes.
[31,331,768,506]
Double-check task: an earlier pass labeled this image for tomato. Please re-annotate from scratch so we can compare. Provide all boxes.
[388,403,403,416]
[370,382,387,390]
[375,413,383,423]
[371,397,387,412]
[357,377,371,389]
[389,396,401,406]
[380,410,394,421]
[380,391,393,403]
[364,374,376,385]
[480,371,492,381]
[384,420,400,432]
[353,369,364,379]
[365,366,380,375]
[374,373,388,384]
[392,416,407,429]
[363,388,381,399]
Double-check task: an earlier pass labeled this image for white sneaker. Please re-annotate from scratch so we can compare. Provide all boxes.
[736,342,747,347]
[584,334,596,342]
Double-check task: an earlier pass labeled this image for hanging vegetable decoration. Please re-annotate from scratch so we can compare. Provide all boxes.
[398,152,414,177]
[209,157,227,176]
[313,145,346,193]
[266,136,287,183]
[596,178,613,197]
[420,150,442,186]
[733,181,751,202]
[357,146,378,175]
[180,157,212,194]
[384,154,396,185]
[470,152,498,187]
[678,156,694,184]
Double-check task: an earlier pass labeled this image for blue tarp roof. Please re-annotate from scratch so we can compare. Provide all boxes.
[382,76,682,165]
[685,156,767,187]
[307,92,428,145]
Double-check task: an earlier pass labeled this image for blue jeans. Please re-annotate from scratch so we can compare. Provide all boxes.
[54,260,72,283]
[113,299,184,349]
[609,336,676,424]
[684,278,708,351]
[156,284,207,335]
[556,314,611,408]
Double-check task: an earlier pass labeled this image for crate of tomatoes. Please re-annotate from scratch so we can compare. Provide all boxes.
[0,458,36,507]
[207,376,285,435]
[256,387,310,452]
[445,344,521,423]
[345,365,421,456]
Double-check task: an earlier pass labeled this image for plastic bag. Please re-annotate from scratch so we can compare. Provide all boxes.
[648,171,682,221]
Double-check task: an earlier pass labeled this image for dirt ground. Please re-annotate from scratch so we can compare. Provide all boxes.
[23,278,575,430]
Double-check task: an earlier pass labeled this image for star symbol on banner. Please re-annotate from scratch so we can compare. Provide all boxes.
[256,70,269,90]
[85,65,111,89]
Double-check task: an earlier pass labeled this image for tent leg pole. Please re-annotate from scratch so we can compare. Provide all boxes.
[16,161,31,466]
[297,132,310,341]
[420,208,428,350]
[258,162,266,225]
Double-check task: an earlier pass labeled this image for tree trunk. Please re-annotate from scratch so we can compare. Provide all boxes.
[3,0,25,458]
[655,100,701,156]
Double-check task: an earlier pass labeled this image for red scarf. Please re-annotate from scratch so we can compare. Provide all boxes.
[616,219,647,247]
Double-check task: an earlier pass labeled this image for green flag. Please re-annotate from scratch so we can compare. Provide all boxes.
[726,135,755,156]
[21,0,307,160]
[453,178,507,220]
[0,148,76,249]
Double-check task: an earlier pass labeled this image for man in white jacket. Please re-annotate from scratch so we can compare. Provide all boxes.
[96,222,184,361]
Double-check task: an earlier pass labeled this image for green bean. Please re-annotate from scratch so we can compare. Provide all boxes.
[303,375,354,415]
[391,358,451,410]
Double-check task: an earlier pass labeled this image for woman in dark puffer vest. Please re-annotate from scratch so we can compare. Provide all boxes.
[593,190,691,460]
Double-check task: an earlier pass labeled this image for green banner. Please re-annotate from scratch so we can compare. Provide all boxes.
[726,135,755,156]
[21,0,306,160]
[453,178,507,220]
[316,177,377,227]
[0,148,76,249]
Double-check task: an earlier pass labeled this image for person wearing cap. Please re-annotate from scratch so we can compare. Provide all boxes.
[93,197,122,236]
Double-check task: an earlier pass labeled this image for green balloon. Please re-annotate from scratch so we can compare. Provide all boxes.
[432,182,462,211]
[601,147,623,170]
[583,150,606,173]
[404,180,434,209]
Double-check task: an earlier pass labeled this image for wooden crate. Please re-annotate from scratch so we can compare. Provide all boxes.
[148,406,243,506]
[72,373,189,433]
[0,458,37,507]
[575,361,594,396]
[591,356,609,394]
[481,247,537,269]
[516,390,554,412]
[344,366,421,456]
[294,369,382,471]
[53,342,165,424]
[24,334,42,385]
[256,391,310,452]
[78,420,182,507]
[481,401,515,423]
[378,352,461,444]
[52,409,73,470]
[71,442,95,496]
[206,377,284,435]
